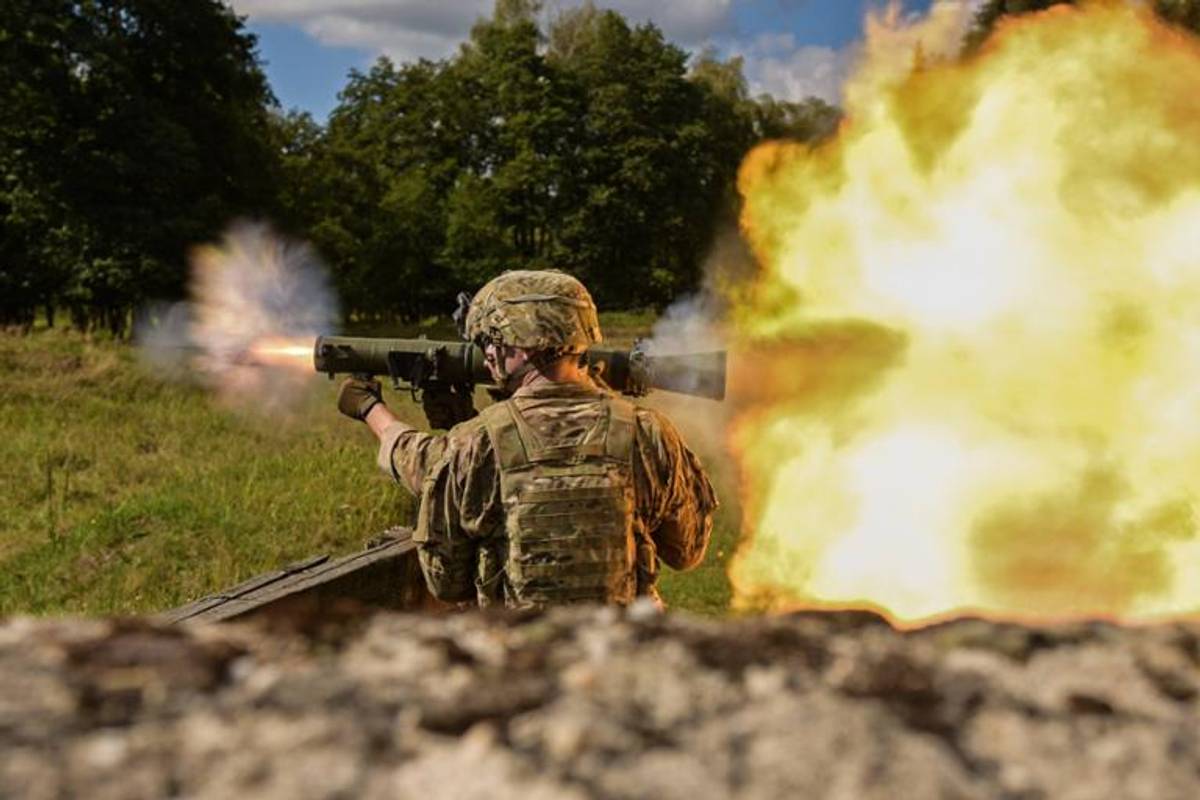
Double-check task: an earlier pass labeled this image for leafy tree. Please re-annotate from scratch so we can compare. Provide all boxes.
[455,6,583,269]
[749,96,842,143]
[1154,0,1200,33]
[963,0,1075,51]
[0,177,67,328]
[966,0,1200,51]
[544,11,715,305]
[312,56,478,320]
[0,0,279,333]
[0,3,84,327]
[270,109,326,236]
[442,173,516,286]
[689,48,755,168]
[546,0,603,62]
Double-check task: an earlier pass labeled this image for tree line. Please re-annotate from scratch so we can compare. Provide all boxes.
[2,0,1197,332]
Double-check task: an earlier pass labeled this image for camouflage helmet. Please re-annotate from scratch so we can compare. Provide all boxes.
[466,270,602,351]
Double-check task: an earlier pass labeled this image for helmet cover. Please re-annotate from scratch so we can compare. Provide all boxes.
[466,270,602,351]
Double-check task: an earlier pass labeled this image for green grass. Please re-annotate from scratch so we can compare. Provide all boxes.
[0,323,738,616]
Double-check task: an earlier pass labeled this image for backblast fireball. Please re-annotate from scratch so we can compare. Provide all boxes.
[730,2,1200,625]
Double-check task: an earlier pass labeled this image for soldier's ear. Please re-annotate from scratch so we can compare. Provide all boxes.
[506,346,531,367]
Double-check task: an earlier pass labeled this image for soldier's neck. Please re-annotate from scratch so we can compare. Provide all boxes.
[520,359,589,389]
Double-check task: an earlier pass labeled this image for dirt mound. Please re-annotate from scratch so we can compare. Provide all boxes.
[3,606,1199,799]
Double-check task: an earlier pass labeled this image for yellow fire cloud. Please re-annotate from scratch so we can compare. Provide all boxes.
[731,2,1200,625]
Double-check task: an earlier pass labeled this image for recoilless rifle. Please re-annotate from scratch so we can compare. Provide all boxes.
[312,335,727,401]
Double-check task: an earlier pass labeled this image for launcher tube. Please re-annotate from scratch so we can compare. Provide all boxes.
[313,335,725,401]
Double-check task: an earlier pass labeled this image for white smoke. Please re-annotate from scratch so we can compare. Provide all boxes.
[639,231,746,505]
[136,222,339,412]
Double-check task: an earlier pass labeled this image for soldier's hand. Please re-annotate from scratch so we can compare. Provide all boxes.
[421,382,477,430]
[337,376,383,421]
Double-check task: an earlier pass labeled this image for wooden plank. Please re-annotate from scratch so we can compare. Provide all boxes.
[161,528,440,624]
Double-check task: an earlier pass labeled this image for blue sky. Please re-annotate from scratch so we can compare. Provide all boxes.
[234,0,950,120]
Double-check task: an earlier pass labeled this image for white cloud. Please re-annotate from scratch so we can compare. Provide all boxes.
[737,33,858,104]
[585,0,734,44]
[232,0,488,37]
[230,0,736,64]
[228,0,982,105]
[730,0,990,104]
[303,12,476,60]
[230,0,491,61]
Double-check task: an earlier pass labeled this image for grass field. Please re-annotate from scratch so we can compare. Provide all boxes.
[0,319,740,616]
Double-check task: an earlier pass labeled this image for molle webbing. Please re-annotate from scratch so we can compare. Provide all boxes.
[486,397,635,467]
[482,395,637,607]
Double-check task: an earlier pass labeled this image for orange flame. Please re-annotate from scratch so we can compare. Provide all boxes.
[173,224,335,411]
[247,337,315,370]
[730,3,1200,625]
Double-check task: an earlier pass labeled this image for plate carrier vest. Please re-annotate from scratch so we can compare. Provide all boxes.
[479,394,638,607]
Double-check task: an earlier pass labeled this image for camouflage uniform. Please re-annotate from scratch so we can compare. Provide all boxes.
[376,382,717,606]
[379,269,717,607]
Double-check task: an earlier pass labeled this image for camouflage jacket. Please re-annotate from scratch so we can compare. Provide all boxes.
[377,380,718,606]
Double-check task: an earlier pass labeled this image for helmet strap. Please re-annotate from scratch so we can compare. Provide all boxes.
[490,344,537,396]
[502,359,537,392]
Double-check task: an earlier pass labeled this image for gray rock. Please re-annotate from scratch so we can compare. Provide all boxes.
[1,609,1197,799]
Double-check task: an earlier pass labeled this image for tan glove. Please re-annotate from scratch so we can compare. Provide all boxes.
[337,377,383,421]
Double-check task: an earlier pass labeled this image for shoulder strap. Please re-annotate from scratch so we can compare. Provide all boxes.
[604,396,637,465]
[479,400,529,470]
[481,395,637,469]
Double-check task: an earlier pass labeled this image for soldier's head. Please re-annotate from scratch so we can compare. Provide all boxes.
[464,270,602,392]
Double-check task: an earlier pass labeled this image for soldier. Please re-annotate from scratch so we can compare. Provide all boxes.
[336,270,717,608]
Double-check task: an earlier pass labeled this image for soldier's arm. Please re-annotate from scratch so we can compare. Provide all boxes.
[634,409,719,571]
[368,405,450,496]
[414,458,479,603]
[413,420,504,603]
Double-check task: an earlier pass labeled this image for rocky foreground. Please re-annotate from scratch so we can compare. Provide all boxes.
[3,604,1199,799]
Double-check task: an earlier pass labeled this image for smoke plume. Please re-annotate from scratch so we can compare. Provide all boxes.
[136,223,338,412]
